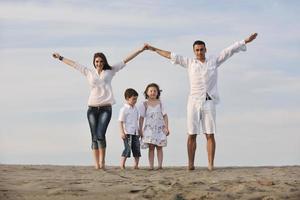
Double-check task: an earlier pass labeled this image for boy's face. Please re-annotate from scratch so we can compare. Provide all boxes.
[127,96,138,107]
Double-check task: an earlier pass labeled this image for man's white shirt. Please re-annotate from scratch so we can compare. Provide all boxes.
[170,40,247,105]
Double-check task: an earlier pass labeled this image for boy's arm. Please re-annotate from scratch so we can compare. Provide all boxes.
[119,122,126,139]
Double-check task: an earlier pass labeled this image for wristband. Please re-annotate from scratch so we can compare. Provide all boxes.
[59,56,64,61]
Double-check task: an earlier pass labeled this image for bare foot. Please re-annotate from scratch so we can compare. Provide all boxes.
[100,164,106,170]
[148,167,154,171]
[208,165,214,171]
[157,167,163,170]
[120,166,125,170]
[134,166,139,169]
[95,165,100,170]
[188,165,195,170]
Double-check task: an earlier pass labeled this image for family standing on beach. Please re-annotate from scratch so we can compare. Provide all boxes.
[52,33,257,171]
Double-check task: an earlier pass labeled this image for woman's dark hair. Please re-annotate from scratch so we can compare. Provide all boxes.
[93,52,112,70]
[144,83,162,99]
[124,88,138,100]
[193,40,206,48]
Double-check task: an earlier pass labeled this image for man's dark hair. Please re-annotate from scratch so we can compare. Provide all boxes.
[124,88,138,99]
[193,40,206,48]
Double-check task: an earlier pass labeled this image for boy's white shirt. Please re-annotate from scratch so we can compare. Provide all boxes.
[118,103,139,135]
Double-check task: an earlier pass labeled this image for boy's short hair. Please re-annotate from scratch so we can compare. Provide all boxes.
[124,88,138,99]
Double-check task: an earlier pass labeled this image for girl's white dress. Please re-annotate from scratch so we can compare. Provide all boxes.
[139,101,167,149]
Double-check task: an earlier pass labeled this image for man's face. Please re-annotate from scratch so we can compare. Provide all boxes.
[193,44,206,60]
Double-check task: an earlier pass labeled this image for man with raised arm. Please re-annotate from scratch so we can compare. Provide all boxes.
[145,33,257,170]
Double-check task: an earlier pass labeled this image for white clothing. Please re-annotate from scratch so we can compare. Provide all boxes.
[73,61,126,106]
[187,100,216,135]
[171,40,247,105]
[171,40,247,134]
[139,101,167,148]
[118,103,139,135]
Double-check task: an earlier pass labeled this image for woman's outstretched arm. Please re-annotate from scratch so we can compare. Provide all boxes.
[123,44,147,64]
[52,53,77,67]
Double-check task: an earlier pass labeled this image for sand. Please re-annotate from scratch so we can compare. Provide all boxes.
[0,165,299,200]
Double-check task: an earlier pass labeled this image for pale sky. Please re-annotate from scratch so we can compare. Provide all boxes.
[0,0,299,167]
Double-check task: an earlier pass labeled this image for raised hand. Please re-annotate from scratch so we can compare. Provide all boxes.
[144,43,156,51]
[245,33,258,44]
[52,52,60,59]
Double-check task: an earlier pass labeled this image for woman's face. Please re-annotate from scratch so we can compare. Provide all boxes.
[147,86,158,99]
[94,57,104,70]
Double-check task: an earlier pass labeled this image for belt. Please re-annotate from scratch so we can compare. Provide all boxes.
[206,94,212,100]
[89,104,111,109]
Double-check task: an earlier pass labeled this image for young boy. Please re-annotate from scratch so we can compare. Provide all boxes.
[118,88,141,169]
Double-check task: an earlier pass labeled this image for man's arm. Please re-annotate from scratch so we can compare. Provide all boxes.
[145,43,171,59]
[244,33,258,44]
[216,33,258,67]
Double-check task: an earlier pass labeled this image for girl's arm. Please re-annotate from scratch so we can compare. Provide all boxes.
[139,117,144,137]
[123,44,147,64]
[163,114,170,136]
[52,53,77,68]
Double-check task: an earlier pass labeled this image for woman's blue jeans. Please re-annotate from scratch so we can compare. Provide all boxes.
[87,105,112,149]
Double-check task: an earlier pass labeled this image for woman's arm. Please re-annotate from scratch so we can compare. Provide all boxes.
[123,44,147,64]
[52,53,77,67]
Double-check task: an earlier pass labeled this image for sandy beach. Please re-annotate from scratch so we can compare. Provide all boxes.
[0,165,299,200]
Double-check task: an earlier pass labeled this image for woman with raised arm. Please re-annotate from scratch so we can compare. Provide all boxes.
[52,45,146,169]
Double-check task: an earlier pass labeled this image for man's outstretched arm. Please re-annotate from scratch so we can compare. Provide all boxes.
[216,32,258,67]
[145,43,171,59]
[244,33,258,44]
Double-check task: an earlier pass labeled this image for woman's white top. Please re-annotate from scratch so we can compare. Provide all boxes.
[72,61,125,106]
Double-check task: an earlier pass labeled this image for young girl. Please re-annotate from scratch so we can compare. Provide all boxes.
[139,83,170,170]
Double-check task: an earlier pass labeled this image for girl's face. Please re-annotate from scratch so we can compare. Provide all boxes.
[94,57,104,70]
[147,86,158,99]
